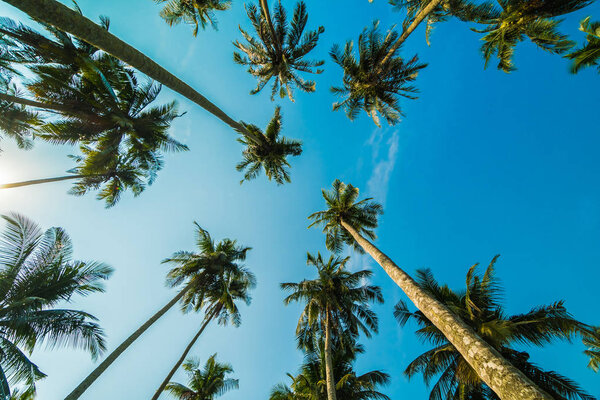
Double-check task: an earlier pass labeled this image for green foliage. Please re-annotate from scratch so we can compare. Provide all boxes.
[394,256,595,400]
[330,21,426,126]
[237,106,302,185]
[155,0,232,36]
[470,0,593,72]
[308,179,383,254]
[582,327,600,372]
[233,1,325,101]
[162,223,256,326]
[0,84,41,152]
[0,214,112,395]
[566,17,600,73]
[165,354,239,399]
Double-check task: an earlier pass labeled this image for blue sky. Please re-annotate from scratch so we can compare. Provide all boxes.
[0,0,599,398]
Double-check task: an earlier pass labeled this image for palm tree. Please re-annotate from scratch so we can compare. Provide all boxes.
[566,17,600,73]
[330,22,427,127]
[470,0,593,72]
[155,0,232,36]
[233,1,325,101]
[308,179,554,400]
[150,244,256,400]
[3,0,303,181]
[394,257,595,400]
[236,106,302,185]
[0,213,112,396]
[64,223,251,400]
[165,355,239,400]
[583,327,600,372]
[281,252,383,400]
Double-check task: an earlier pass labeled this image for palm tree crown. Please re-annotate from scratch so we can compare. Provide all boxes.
[566,17,600,73]
[394,256,594,400]
[236,106,302,185]
[165,355,239,399]
[330,21,427,126]
[308,179,383,254]
[471,0,593,72]
[583,327,600,373]
[0,214,112,395]
[155,0,232,36]
[233,1,325,101]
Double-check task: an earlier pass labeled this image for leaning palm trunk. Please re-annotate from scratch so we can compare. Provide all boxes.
[380,0,444,65]
[259,0,281,53]
[340,220,552,400]
[64,282,195,400]
[2,0,252,138]
[0,175,87,189]
[323,310,337,400]
[150,304,222,400]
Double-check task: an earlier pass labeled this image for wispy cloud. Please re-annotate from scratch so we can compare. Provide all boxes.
[366,129,400,206]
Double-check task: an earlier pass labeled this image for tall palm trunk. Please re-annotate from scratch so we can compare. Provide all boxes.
[323,308,337,400]
[1,175,86,189]
[150,304,222,400]
[259,0,281,54]
[0,92,72,113]
[64,282,195,400]
[380,0,445,65]
[2,0,252,138]
[340,220,552,400]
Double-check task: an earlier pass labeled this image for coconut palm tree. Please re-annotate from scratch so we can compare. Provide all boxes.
[330,22,427,127]
[64,223,251,400]
[233,1,325,101]
[308,179,554,400]
[394,257,595,400]
[583,327,600,372]
[470,0,593,72]
[165,355,239,400]
[0,213,112,397]
[270,340,390,400]
[3,0,303,181]
[155,0,232,36]
[566,17,600,73]
[150,247,256,400]
[281,252,383,400]
[236,106,302,185]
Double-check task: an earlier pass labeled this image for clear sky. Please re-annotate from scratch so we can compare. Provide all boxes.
[0,0,599,398]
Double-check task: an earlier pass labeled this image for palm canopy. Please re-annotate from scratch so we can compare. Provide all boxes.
[308,179,383,254]
[233,1,325,101]
[566,17,600,73]
[281,252,383,350]
[470,0,593,72]
[270,341,391,400]
[394,256,594,400]
[236,106,302,185]
[162,223,254,318]
[155,0,232,36]
[0,83,41,152]
[583,327,600,372]
[165,355,239,400]
[330,21,426,126]
[0,214,112,395]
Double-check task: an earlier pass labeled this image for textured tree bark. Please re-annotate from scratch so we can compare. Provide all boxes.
[0,92,72,113]
[340,220,552,400]
[63,282,194,400]
[150,305,222,400]
[380,0,445,65]
[323,309,338,400]
[0,175,86,189]
[2,0,250,136]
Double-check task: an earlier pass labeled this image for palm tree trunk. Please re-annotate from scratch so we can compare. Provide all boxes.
[259,0,281,53]
[323,308,337,400]
[380,0,444,66]
[150,304,222,400]
[0,92,72,113]
[63,282,195,400]
[0,175,86,189]
[2,0,251,137]
[340,220,552,400]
